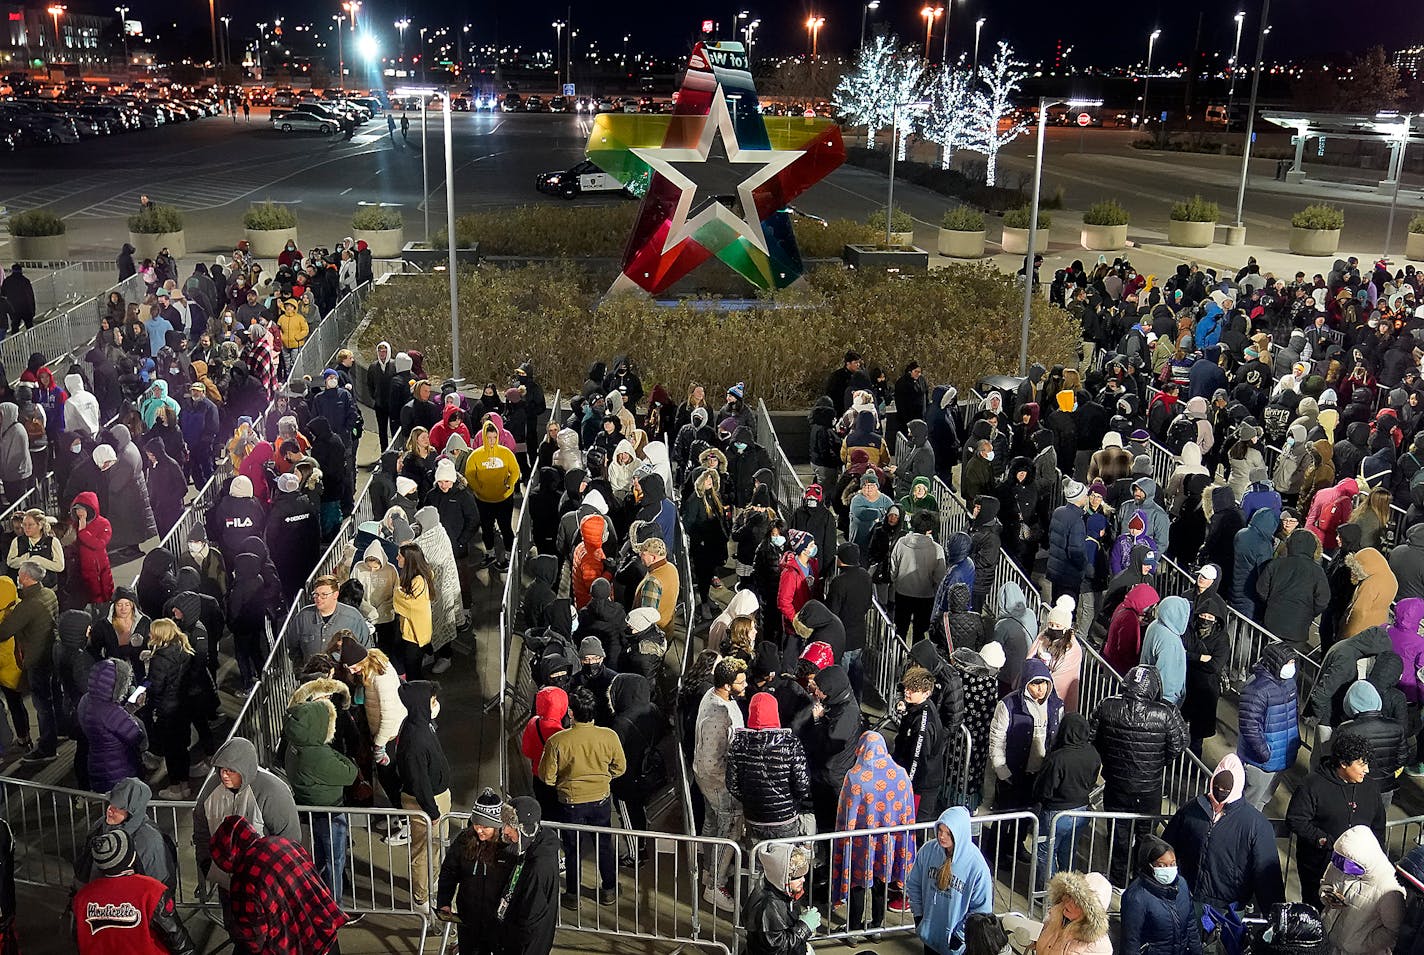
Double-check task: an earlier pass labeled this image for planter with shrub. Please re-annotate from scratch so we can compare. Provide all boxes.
[243,201,299,258]
[351,206,404,258]
[1001,206,1050,255]
[127,205,186,258]
[1289,204,1343,255]
[937,206,987,259]
[6,209,68,261]
[869,207,917,247]
[1408,214,1424,262]
[1168,195,1218,248]
[1081,200,1130,251]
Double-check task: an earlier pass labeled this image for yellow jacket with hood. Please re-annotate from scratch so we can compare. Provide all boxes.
[277,300,309,349]
[464,420,521,502]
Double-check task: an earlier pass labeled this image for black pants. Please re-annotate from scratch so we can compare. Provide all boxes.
[895,594,932,643]
[1104,787,1161,885]
[477,497,515,554]
[399,639,425,681]
[375,408,391,451]
[159,713,190,782]
[1,687,28,740]
[849,880,888,930]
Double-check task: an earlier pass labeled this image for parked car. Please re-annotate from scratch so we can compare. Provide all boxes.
[536,159,632,199]
[548,95,568,112]
[271,109,337,134]
[501,92,523,112]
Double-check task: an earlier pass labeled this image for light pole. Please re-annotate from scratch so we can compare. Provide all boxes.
[1226,11,1245,121]
[1140,29,1161,127]
[219,15,230,65]
[808,16,831,60]
[1019,96,1104,375]
[940,0,960,68]
[115,5,129,67]
[1233,0,1269,228]
[418,25,427,82]
[744,19,760,60]
[1383,115,1413,260]
[552,21,564,84]
[973,17,985,73]
[206,0,216,73]
[859,1,879,50]
[395,17,409,63]
[47,4,64,63]
[255,20,267,75]
[333,15,346,89]
[920,6,942,64]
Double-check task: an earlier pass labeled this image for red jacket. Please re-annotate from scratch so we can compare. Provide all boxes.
[429,403,472,452]
[74,871,193,955]
[521,685,569,770]
[1305,477,1359,550]
[70,492,114,605]
[571,514,611,609]
[210,815,344,955]
[777,553,812,635]
[1103,583,1158,676]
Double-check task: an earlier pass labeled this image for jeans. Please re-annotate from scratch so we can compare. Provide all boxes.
[562,797,616,893]
[1241,764,1279,811]
[698,783,742,892]
[844,648,864,701]
[311,811,350,903]
[28,663,57,756]
[1037,807,1088,889]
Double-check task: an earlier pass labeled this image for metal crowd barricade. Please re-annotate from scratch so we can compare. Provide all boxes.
[1385,815,1424,860]
[1155,555,1198,600]
[755,398,806,506]
[437,813,740,955]
[747,811,1039,945]
[1145,436,1177,489]
[986,549,1045,623]
[1046,809,1170,897]
[1,271,145,379]
[864,596,910,711]
[1075,638,1124,722]
[930,476,970,541]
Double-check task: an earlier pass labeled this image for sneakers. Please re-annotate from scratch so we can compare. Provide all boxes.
[430,657,452,675]
[560,892,579,911]
[599,887,617,907]
[383,822,411,846]
[887,895,912,913]
[703,885,735,912]
[157,784,190,800]
[1408,764,1424,778]
[20,749,56,765]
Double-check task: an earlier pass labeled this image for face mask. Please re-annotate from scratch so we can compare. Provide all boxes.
[805,499,818,508]
[430,699,441,720]
[806,545,817,559]
[582,662,602,678]
[771,535,786,547]
[189,542,205,558]
[1280,662,1297,681]
[985,450,995,462]
[1153,865,1178,885]
[71,442,81,454]
[326,379,337,389]
[734,443,747,452]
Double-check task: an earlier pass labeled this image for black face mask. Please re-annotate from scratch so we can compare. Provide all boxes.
[582,663,603,679]
[550,674,572,692]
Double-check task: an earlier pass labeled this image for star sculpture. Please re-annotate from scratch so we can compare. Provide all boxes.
[585,41,846,296]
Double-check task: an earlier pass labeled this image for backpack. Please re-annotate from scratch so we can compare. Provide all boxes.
[1262,401,1292,443]
[1165,414,1197,456]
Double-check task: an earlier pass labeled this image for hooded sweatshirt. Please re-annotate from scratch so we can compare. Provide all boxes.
[906,806,994,955]
[1321,825,1405,955]
[465,420,521,502]
[1139,595,1189,706]
[75,777,176,890]
[521,685,569,770]
[193,737,300,890]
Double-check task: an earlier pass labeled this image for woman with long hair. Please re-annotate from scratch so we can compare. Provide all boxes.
[403,426,436,497]
[393,542,433,680]
[1347,487,1394,551]
[144,618,207,799]
[684,466,730,621]
[348,647,406,814]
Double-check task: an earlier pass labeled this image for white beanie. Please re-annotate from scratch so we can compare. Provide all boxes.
[583,489,609,515]
[92,444,117,468]
[626,606,661,633]
[978,641,1006,671]
[1046,595,1075,631]
[434,458,457,485]
[229,474,253,498]
[1063,479,1088,503]
[1102,432,1122,449]
[396,476,418,496]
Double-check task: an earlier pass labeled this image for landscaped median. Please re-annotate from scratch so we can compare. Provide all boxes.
[358,261,1078,401]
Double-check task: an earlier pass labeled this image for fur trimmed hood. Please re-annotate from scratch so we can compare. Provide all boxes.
[288,676,351,713]
[1047,871,1111,942]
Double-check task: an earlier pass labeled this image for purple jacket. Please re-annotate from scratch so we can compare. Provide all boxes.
[1389,597,1424,705]
[77,658,147,793]
[1110,531,1159,576]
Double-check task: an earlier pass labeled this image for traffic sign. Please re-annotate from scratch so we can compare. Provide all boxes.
[1076,112,1090,127]
[701,19,714,33]
[563,83,576,96]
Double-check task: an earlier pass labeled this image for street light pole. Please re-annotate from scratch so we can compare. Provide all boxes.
[552,21,564,86]
[334,15,345,89]
[1226,11,1245,122]
[47,4,64,64]
[395,17,409,63]
[418,26,427,83]
[1020,97,1048,377]
[920,6,941,64]
[207,0,217,74]
[940,0,958,69]
[859,0,879,51]
[1384,116,1412,261]
[219,15,230,66]
[1140,29,1160,127]
[422,94,429,243]
[805,16,823,61]
[115,5,129,69]
[1233,0,1270,228]
[443,87,459,382]
[973,18,985,73]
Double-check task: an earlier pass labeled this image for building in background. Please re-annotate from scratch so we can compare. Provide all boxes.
[2,3,114,69]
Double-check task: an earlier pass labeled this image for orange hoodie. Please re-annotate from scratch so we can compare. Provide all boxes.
[571,513,612,609]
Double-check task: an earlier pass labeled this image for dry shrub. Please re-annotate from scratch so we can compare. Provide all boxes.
[360,263,1078,405]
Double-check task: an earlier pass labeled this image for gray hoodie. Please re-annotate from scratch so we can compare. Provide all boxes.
[892,419,936,498]
[192,737,300,889]
[75,777,176,890]
[891,530,947,598]
[0,402,30,483]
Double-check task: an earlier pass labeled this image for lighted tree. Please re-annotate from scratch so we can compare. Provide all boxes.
[877,48,926,162]
[970,41,1028,186]
[833,35,896,148]
[920,62,979,169]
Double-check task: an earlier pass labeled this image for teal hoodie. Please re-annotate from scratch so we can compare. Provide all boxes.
[906,806,993,954]
[1140,594,1189,706]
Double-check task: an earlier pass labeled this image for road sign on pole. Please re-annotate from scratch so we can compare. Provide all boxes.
[1076,112,1090,127]
[563,83,576,96]
[701,19,714,33]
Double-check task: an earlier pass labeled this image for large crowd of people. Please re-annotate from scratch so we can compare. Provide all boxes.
[8,247,1424,955]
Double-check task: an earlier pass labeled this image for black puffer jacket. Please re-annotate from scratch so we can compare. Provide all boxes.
[793,599,845,661]
[805,664,861,788]
[609,673,666,799]
[909,639,964,733]
[727,426,773,507]
[726,726,812,826]
[943,580,984,650]
[1090,664,1189,798]
[1305,625,1397,725]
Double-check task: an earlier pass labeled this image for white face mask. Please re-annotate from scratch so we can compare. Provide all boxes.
[1280,662,1297,681]
[430,699,441,720]
[188,542,205,557]
[985,450,995,462]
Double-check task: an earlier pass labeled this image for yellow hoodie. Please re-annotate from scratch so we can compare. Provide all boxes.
[464,420,521,502]
[277,300,309,349]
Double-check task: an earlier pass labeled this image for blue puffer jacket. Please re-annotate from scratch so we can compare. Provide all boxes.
[76,658,148,794]
[1230,507,1279,615]
[1237,643,1300,773]
[1046,502,1087,589]
[1122,834,1204,955]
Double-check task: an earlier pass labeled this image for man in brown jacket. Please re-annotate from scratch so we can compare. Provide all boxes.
[633,537,680,630]
[2,561,58,762]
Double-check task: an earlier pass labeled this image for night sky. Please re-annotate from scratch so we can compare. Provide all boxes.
[126,0,1418,65]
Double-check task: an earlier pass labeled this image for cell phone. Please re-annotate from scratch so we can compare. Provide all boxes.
[127,686,145,705]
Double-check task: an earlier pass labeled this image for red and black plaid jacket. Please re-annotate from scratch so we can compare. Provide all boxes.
[210,814,345,955]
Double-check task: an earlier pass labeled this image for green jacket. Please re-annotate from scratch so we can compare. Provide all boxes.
[0,582,57,674]
[283,699,357,806]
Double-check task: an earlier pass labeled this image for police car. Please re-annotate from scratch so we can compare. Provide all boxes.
[535,159,632,199]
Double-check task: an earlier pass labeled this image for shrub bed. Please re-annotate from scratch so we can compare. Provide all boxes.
[359,263,1078,402]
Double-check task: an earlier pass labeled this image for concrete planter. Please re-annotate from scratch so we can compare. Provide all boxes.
[1167,219,1216,248]
[1289,227,1341,256]
[886,231,915,248]
[1407,231,1424,262]
[1001,226,1049,255]
[129,231,186,258]
[246,227,298,258]
[11,234,68,261]
[1081,223,1129,251]
[353,227,404,258]
[843,244,929,273]
[937,228,987,259]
